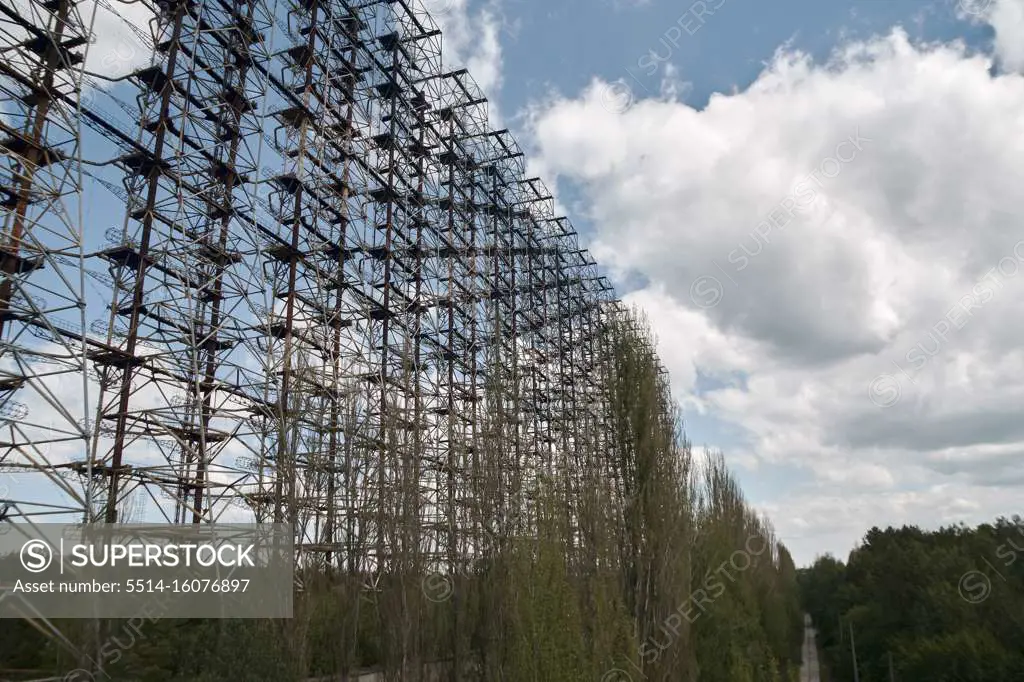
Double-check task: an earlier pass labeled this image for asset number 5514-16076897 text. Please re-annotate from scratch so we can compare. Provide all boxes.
[125,578,250,593]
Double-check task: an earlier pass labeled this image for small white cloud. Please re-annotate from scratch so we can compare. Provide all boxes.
[958,0,1024,72]
[988,0,1024,72]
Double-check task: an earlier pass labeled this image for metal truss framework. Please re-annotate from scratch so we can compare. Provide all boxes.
[0,0,671,579]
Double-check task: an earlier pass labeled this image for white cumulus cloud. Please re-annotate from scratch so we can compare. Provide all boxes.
[524,23,1024,564]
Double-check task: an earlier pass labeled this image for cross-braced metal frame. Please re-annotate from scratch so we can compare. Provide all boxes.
[1,0,666,594]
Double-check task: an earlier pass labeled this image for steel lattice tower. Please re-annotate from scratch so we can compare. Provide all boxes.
[0,0,672,630]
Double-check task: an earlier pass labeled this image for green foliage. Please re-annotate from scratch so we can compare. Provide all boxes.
[799,519,1024,682]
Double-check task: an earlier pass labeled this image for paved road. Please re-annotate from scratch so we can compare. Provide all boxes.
[801,613,821,682]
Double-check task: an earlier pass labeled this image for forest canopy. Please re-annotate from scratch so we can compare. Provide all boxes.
[798,518,1024,682]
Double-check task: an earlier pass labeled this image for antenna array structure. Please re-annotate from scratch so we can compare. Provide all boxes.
[0,0,666,598]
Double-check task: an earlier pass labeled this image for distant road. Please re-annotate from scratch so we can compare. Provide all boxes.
[801,613,821,682]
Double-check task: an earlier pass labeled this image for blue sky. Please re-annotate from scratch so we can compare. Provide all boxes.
[435,0,1024,564]
[495,0,992,111]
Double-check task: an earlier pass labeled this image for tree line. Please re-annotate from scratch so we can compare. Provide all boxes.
[799,518,1024,682]
[0,308,804,680]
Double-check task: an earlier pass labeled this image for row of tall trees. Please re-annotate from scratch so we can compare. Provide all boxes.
[0,308,804,680]
[799,519,1024,682]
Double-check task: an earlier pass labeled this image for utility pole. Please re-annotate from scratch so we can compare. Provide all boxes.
[889,651,895,682]
[849,621,860,682]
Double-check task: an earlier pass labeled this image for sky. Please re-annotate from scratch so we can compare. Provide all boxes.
[426,0,1024,566]
[6,0,1023,566]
